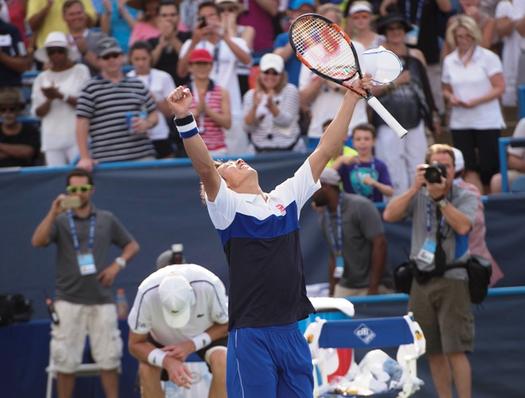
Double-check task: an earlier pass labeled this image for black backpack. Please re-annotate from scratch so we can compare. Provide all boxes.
[0,294,33,326]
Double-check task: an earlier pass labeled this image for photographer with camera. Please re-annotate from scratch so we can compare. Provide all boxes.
[383,144,478,398]
[31,168,139,398]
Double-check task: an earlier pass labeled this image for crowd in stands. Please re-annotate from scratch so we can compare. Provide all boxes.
[0,0,524,195]
[5,1,520,397]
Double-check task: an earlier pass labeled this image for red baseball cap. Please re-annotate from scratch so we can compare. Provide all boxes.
[189,48,213,63]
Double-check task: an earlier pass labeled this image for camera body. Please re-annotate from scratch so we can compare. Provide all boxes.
[424,163,447,184]
[197,16,207,28]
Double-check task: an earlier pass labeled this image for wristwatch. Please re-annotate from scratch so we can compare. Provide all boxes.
[436,198,449,209]
[115,257,127,269]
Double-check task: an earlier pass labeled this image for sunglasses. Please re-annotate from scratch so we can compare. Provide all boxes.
[262,69,280,76]
[0,105,23,113]
[46,47,67,55]
[66,184,93,194]
[219,6,237,13]
[386,24,405,31]
[101,52,121,60]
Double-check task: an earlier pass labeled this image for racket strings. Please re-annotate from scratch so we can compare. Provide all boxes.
[291,17,357,80]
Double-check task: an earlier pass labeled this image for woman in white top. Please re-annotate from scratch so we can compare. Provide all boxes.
[345,1,384,50]
[216,0,255,97]
[243,53,305,153]
[442,15,505,193]
[128,40,176,158]
[32,31,90,166]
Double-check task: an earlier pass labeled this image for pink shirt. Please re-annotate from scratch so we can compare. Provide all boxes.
[129,21,160,47]
[190,82,226,152]
[238,0,275,52]
[456,179,504,286]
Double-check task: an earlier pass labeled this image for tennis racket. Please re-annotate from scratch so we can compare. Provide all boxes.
[289,13,408,138]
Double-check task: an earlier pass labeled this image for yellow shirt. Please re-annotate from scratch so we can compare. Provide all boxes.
[27,0,97,48]
[326,146,358,168]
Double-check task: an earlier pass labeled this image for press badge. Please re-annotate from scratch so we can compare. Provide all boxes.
[333,255,344,278]
[416,238,436,265]
[77,253,96,276]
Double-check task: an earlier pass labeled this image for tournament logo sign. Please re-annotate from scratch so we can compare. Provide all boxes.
[354,323,376,345]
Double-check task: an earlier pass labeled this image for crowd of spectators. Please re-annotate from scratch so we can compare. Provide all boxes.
[0,0,524,191]
[5,1,520,397]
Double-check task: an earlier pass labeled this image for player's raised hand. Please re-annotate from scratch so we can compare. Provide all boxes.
[167,86,193,118]
[342,73,373,98]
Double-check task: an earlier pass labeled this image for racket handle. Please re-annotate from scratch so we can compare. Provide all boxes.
[367,96,408,138]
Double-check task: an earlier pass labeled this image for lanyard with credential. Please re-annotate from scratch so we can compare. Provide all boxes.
[425,200,445,236]
[326,194,344,278]
[67,210,96,254]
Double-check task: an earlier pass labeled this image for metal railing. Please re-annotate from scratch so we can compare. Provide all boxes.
[498,137,525,192]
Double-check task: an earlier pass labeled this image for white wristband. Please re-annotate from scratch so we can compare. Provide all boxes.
[147,348,167,368]
[191,332,211,351]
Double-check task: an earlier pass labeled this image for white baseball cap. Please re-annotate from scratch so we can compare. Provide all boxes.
[158,275,195,328]
[259,53,285,73]
[452,147,465,173]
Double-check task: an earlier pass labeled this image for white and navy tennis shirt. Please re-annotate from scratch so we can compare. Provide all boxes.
[128,264,228,346]
[206,160,321,330]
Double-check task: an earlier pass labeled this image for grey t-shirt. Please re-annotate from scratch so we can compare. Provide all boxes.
[49,205,133,304]
[321,194,392,289]
[408,186,477,279]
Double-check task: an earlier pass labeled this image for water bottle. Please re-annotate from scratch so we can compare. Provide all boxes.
[46,297,60,325]
[116,288,129,320]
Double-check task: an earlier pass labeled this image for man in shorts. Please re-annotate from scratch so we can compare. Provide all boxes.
[31,168,140,398]
[128,263,228,398]
[166,74,372,397]
[384,144,478,398]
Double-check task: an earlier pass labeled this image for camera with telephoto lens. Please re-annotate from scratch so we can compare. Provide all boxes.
[424,163,447,184]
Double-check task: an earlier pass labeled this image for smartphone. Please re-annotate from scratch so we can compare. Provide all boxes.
[197,16,207,28]
[60,196,81,210]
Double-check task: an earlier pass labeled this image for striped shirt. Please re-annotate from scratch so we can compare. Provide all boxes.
[242,83,302,151]
[190,81,226,152]
[76,76,156,162]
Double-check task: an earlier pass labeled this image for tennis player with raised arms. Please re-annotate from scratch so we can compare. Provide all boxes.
[167,73,372,398]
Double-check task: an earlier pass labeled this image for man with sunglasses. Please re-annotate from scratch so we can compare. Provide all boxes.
[76,36,158,171]
[0,87,40,167]
[31,168,140,398]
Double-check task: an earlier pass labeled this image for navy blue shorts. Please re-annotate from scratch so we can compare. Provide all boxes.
[226,322,313,398]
